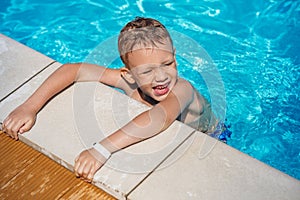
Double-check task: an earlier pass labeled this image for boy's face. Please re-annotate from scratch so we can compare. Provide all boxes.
[126,44,177,102]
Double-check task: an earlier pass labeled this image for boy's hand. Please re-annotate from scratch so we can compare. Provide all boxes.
[2,105,36,140]
[74,148,107,182]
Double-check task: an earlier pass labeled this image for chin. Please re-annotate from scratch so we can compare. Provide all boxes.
[152,93,169,102]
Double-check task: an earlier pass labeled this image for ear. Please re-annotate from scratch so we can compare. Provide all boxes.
[120,67,136,84]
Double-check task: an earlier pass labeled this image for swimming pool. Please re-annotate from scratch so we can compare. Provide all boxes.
[1,0,299,180]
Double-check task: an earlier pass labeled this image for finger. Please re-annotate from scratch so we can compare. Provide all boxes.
[4,119,20,139]
[2,119,15,139]
[88,161,103,182]
[82,161,93,180]
[1,122,6,133]
[7,122,20,140]
[4,117,14,129]
[76,160,87,178]
[87,165,97,182]
[13,133,19,140]
[2,118,10,133]
[74,155,79,163]
[3,117,11,128]
[19,119,34,133]
[74,159,81,177]
[2,122,14,139]
[85,168,96,183]
[11,125,21,140]
[74,155,82,177]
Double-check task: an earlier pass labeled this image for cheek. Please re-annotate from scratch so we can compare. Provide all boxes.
[135,77,152,88]
[168,68,178,78]
[167,64,177,73]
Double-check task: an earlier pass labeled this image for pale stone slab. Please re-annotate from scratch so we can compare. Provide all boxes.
[0,64,195,199]
[128,132,300,200]
[0,34,54,101]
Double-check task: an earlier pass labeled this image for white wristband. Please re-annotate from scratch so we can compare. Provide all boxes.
[92,142,111,159]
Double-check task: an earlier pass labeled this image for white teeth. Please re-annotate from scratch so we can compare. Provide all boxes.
[154,83,168,90]
[155,85,166,89]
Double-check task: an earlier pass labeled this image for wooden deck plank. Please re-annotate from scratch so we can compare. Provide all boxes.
[0,133,41,188]
[0,132,116,200]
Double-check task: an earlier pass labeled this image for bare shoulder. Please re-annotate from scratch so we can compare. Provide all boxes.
[164,78,195,111]
[177,77,192,85]
[172,78,194,97]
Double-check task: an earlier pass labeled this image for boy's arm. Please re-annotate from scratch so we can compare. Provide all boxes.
[2,63,123,140]
[102,80,193,151]
[74,79,194,181]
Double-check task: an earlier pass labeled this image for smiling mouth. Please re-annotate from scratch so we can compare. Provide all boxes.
[153,83,170,96]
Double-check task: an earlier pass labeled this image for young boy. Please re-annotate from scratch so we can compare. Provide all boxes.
[2,17,229,182]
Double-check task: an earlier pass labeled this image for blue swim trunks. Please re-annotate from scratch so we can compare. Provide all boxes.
[210,122,232,143]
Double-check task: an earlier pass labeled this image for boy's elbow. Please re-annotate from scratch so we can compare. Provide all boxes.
[150,105,177,131]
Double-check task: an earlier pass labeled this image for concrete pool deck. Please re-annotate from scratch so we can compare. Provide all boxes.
[0,33,299,199]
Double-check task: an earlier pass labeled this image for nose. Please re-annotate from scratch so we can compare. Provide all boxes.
[154,68,168,82]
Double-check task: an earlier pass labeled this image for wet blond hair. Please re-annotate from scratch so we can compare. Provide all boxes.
[118,17,174,65]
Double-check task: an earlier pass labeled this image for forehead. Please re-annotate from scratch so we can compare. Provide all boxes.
[126,42,174,67]
[130,38,173,54]
[127,47,174,69]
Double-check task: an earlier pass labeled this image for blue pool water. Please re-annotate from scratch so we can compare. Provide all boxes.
[1,0,299,180]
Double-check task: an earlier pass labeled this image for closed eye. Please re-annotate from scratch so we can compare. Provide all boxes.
[164,60,175,66]
[140,69,152,75]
